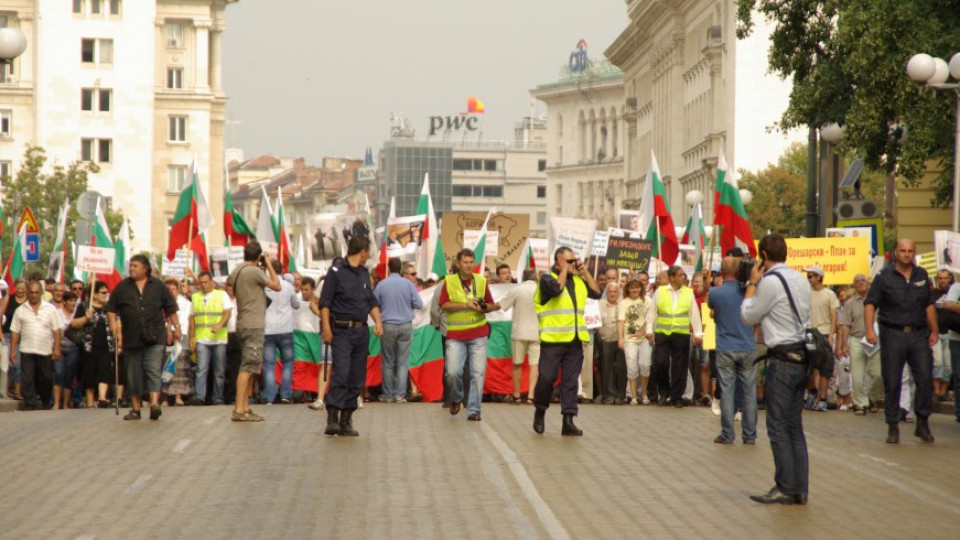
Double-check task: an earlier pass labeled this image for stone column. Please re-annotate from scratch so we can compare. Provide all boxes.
[210,26,223,91]
[194,19,211,91]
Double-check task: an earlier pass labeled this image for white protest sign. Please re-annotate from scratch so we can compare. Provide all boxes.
[583,299,602,329]
[463,229,500,259]
[163,249,190,278]
[549,217,597,261]
[592,230,610,257]
[76,246,116,274]
[529,237,549,270]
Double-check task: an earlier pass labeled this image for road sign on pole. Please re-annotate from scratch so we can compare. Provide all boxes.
[25,233,40,262]
[17,207,40,234]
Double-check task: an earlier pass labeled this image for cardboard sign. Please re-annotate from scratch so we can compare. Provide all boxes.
[583,298,602,329]
[76,245,116,274]
[440,212,530,272]
[782,237,871,285]
[604,231,652,272]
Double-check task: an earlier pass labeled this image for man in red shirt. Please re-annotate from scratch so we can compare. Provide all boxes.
[440,249,500,421]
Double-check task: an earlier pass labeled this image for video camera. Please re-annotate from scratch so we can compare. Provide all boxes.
[736,256,758,287]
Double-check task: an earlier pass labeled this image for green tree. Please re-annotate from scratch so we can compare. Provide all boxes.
[739,142,894,242]
[737,0,960,205]
[1,145,128,279]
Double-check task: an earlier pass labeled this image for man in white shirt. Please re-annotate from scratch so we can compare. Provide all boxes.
[646,266,703,407]
[190,271,234,406]
[498,269,541,403]
[10,280,62,410]
[805,265,840,411]
[263,259,302,404]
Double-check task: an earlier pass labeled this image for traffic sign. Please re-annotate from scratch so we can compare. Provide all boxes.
[17,206,40,233]
[25,232,40,262]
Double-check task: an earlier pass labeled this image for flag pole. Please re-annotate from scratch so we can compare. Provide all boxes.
[655,214,662,276]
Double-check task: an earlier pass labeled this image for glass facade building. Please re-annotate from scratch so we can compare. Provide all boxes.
[377,140,453,229]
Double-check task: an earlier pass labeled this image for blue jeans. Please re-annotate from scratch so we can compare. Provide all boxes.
[765,357,809,496]
[4,332,20,385]
[716,350,757,442]
[445,337,488,415]
[54,343,81,387]
[195,343,226,404]
[381,322,412,399]
[262,333,295,402]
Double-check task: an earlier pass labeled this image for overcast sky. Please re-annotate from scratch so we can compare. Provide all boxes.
[222,0,629,163]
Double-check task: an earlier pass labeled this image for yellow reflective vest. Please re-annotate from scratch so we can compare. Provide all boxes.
[191,290,229,342]
[534,271,590,343]
[444,274,488,333]
[654,286,693,335]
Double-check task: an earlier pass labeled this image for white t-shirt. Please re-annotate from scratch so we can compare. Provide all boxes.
[293,293,319,333]
[11,302,61,355]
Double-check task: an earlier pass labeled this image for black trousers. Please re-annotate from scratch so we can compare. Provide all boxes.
[224,333,242,403]
[654,333,690,402]
[534,342,583,415]
[325,326,368,411]
[879,327,933,423]
[21,353,53,410]
[600,340,626,401]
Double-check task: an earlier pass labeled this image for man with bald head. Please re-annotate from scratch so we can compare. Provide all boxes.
[708,257,757,444]
[865,239,938,444]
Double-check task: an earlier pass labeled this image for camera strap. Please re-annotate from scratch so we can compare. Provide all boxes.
[766,271,804,326]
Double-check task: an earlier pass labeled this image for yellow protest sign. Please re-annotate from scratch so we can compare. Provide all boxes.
[781,237,871,285]
[701,303,715,351]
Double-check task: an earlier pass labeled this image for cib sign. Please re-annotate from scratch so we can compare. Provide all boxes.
[569,38,589,73]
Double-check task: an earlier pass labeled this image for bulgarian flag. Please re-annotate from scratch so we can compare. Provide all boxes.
[681,202,706,273]
[93,198,121,289]
[714,153,757,257]
[376,197,395,279]
[116,217,131,277]
[224,184,255,247]
[3,223,28,289]
[71,242,85,283]
[469,207,495,274]
[47,201,69,282]
[275,187,296,273]
[255,186,278,255]
[416,173,447,278]
[638,151,679,265]
[514,236,537,278]
[190,231,210,272]
[167,159,213,264]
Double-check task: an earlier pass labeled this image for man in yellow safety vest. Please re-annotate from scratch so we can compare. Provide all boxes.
[645,265,703,407]
[190,271,234,406]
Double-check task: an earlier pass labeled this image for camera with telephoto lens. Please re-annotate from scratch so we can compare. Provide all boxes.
[737,256,757,286]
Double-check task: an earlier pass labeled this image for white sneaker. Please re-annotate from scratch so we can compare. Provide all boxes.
[711,398,721,417]
[642,397,651,405]
[393,397,407,403]
[357,396,364,409]
[734,411,742,422]
[308,399,324,411]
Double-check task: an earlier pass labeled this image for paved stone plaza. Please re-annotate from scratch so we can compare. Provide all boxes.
[1,402,958,539]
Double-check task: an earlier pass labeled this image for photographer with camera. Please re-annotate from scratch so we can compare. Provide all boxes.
[440,248,500,422]
[532,247,602,435]
[741,234,811,505]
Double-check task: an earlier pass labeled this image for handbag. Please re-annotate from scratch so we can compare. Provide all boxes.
[767,271,834,373]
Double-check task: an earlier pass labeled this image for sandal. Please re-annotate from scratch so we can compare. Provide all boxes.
[503,395,516,404]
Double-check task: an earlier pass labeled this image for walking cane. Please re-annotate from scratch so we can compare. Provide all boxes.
[322,342,329,387]
[114,320,121,416]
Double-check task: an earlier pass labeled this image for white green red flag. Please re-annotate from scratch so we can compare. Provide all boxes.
[376,197,395,279]
[166,158,213,265]
[255,186,278,254]
[275,187,296,273]
[415,173,447,279]
[639,151,679,265]
[47,201,69,282]
[681,202,706,273]
[469,208,495,274]
[93,198,121,289]
[3,223,28,289]
[714,153,757,257]
[514,236,537,279]
[224,184,255,247]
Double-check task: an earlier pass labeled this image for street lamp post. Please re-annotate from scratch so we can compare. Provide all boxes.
[0,27,28,83]
[906,52,960,232]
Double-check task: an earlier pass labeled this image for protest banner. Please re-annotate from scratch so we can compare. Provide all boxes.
[440,212,530,271]
[934,230,960,274]
[592,230,610,256]
[549,217,596,261]
[604,229,652,272]
[386,214,427,258]
[76,245,116,274]
[529,237,549,270]
[335,211,375,257]
[782,237,870,285]
[306,213,340,269]
[583,298,602,329]
[827,226,876,256]
[162,249,190,278]
[617,210,640,232]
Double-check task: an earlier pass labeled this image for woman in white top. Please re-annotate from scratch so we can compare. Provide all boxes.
[618,279,652,404]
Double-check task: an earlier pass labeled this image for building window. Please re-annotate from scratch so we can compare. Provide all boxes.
[81,138,112,163]
[73,0,83,14]
[167,67,183,89]
[168,115,187,142]
[483,160,497,172]
[538,159,547,172]
[0,110,11,138]
[481,186,502,197]
[81,38,113,65]
[110,0,121,15]
[536,211,546,225]
[165,22,184,48]
[81,88,111,112]
[453,159,472,171]
[0,160,11,179]
[537,185,546,198]
[91,0,101,14]
[167,165,187,192]
[452,185,471,197]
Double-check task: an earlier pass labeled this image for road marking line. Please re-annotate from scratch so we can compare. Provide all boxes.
[125,474,152,494]
[204,416,217,425]
[480,422,571,540]
[75,535,96,540]
[467,432,536,538]
[171,439,191,454]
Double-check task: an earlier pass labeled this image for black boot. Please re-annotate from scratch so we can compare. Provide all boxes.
[561,414,583,436]
[340,409,359,437]
[324,408,342,436]
[533,409,545,434]
[885,423,899,444]
[915,416,934,443]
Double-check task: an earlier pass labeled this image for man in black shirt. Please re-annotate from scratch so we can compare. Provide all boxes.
[106,254,180,421]
[864,239,938,444]
[318,236,383,436]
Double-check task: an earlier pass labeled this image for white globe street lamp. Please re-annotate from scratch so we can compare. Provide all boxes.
[906,51,960,232]
[0,27,27,83]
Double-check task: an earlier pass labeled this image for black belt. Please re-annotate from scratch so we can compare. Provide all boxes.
[880,323,924,333]
[333,319,366,329]
[767,342,807,365]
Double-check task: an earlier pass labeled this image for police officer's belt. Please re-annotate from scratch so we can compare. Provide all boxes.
[333,319,366,328]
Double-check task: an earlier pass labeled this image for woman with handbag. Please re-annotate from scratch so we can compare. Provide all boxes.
[73,283,118,408]
[53,290,82,409]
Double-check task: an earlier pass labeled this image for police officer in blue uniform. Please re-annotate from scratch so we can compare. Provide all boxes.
[318,236,383,436]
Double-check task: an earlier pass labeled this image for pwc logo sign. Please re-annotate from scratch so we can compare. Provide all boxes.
[569,39,589,73]
[429,97,485,136]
